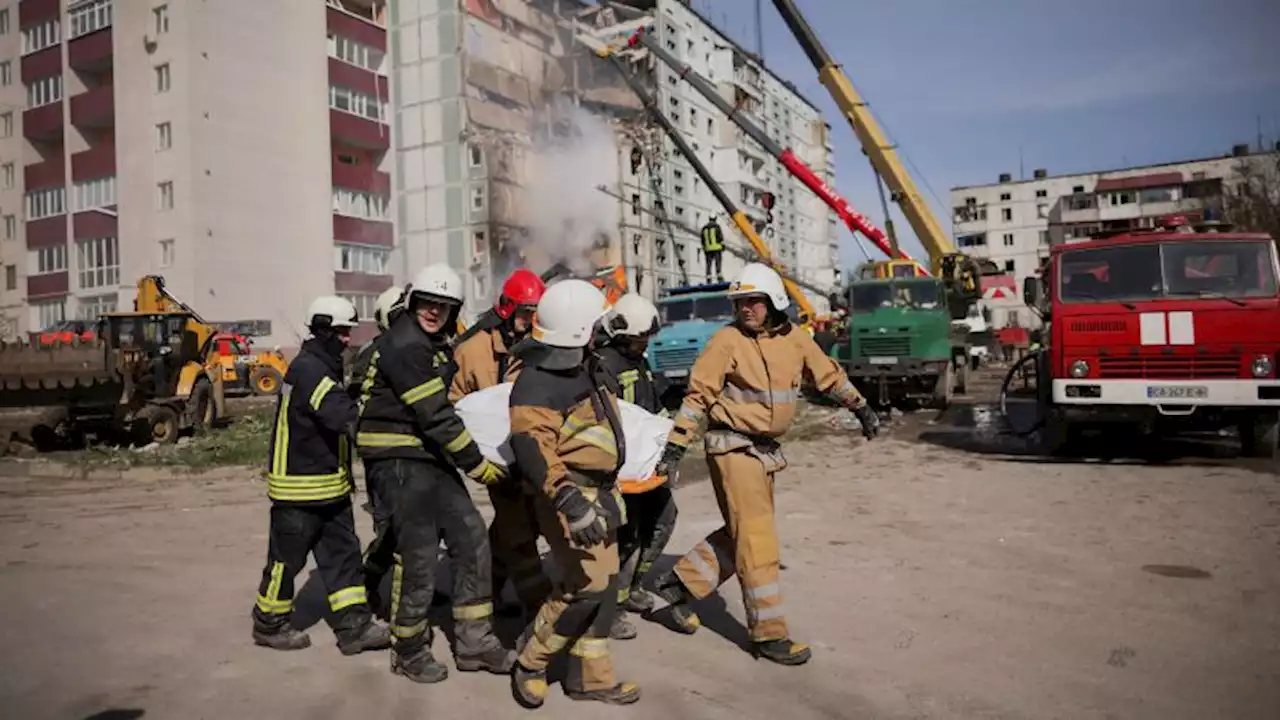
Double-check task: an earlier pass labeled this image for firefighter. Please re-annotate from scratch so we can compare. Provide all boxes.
[348,285,405,619]
[701,218,726,282]
[356,263,514,684]
[250,296,391,655]
[594,292,677,641]
[509,279,640,708]
[449,268,552,622]
[650,263,880,666]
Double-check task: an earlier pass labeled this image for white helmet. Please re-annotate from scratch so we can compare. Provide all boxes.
[728,262,790,310]
[604,292,660,338]
[307,295,359,330]
[409,263,463,306]
[374,285,404,331]
[533,279,607,349]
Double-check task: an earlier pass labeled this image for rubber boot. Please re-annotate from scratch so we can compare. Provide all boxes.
[567,682,642,705]
[454,618,516,673]
[337,618,392,656]
[512,663,549,709]
[391,643,449,684]
[609,611,638,640]
[665,603,701,635]
[253,625,311,651]
[651,572,701,635]
[752,638,812,666]
[455,644,517,674]
[622,588,655,614]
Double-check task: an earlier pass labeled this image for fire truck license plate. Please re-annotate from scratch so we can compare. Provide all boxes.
[869,356,897,365]
[1146,385,1208,400]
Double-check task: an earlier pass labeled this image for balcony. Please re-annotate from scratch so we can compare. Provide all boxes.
[19,0,60,27]
[326,5,387,51]
[331,159,389,194]
[333,214,392,247]
[72,143,115,181]
[334,272,393,294]
[27,271,69,300]
[329,109,389,151]
[328,57,386,100]
[25,217,67,249]
[733,68,763,99]
[20,45,61,84]
[68,27,113,72]
[24,156,64,190]
[70,85,114,129]
[73,209,117,240]
[23,102,64,141]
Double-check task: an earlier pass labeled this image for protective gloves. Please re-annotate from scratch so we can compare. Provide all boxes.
[653,441,687,483]
[465,458,508,486]
[852,403,880,440]
[553,485,609,547]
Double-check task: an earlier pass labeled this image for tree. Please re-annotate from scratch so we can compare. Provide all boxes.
[1221,153,1280,241]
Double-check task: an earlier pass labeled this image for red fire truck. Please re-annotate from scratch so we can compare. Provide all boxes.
[1023,227,1280,457]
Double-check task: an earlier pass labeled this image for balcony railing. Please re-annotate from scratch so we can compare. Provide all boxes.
[70,85,113,129]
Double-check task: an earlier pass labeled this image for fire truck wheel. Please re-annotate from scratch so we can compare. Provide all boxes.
[1240,411,1279,459]
[251,367,283,396]
[932,363,954,410]
[1036,410,1075,457]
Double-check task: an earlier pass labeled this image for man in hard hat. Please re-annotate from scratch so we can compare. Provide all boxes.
[346,285,404,619]
[250,296,391,656]
[651,262,880,666]
[701,218,726,282]
[508,279,640,708]
[594,292,677,641]
[355,263,514,684]
[449,268,552,624]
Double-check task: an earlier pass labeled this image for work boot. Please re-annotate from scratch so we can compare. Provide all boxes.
[337,618,392,656]
[609,612,638,640]
[456,645,517,674]
[567,682,642,705]
[752,638,812,666]
[512,663,549,709]
[391,645,449,684]
[252,625,311,651]
[622,588,656,614]
[664,603,701,635]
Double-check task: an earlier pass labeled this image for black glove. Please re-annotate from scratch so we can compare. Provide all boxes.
[654,441,687,483]
[554,486,609,547]
[853,404,880,440]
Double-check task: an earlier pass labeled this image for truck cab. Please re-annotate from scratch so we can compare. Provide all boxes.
[648,283,734,387]
[1027,230,1280,456]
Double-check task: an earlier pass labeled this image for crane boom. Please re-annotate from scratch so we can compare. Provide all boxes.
[769,0,954,265]
[626,27,916,268]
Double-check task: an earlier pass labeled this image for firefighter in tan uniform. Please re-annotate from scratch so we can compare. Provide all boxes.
[508,279,640,708]
[449,269,551,620]
[652,263,880,666]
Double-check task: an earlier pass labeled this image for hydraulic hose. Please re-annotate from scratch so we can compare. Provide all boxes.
[999,349,1045,437]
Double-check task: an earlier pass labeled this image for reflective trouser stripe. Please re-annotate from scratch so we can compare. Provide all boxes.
[744,582,784,621]
[328,586,368,612]
[569,637,610,659]
[400,377,445,405]
[453,602,493,621]
[388,553,427,638]
[256,561,290,614]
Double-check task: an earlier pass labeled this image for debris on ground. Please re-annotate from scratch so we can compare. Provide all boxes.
[65,408,273,472]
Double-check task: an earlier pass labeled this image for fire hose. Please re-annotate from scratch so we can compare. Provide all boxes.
[999,349,1046,437]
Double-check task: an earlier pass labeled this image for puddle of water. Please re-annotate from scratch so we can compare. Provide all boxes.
[1141,564,1212,579]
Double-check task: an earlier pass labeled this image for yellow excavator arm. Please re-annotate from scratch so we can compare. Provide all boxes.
[133,276,216,350]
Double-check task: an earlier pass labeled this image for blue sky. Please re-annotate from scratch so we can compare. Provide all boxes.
[690,0,1280,266]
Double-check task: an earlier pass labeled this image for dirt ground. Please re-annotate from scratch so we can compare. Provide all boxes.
[1,388,1278,719]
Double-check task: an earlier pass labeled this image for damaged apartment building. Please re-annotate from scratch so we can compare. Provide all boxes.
[391,0,839,313]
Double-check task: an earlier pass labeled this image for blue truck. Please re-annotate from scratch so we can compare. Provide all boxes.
[648,283,734,391]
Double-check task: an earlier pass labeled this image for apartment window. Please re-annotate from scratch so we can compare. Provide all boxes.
[69,0,113,40]
[32,299,65,331]
[3,215,14,240]
[21,19,60,55]
[152,4,169,34]
[1001,208,1013,222]
[470,186,486,211]
[630,193,640,216]
[1002,233,1014,247]
[154,63,170,93]
[26,75,63,108]
[1,264,14,291]
[156,181,174,210]
[999,192,1011,201]
[1,163,12,189]
[328,34,383,73]
[77,293,117,320]
[27,187,66,220]
[339,293,377,320]
[468,143,483,168]
[158,239,174,268]
[329,85,385,122]
[1039,230,1050,245]
[334,243,390,275]
[1037,203,1048,219]
[0,61,10,86]
[32,244,68,274]
[77,237,119,289]
[1072,185,1085,193]
[0,113,10,138]
[74,176,117,211]
[155,122,172,151]
[331,188,389,221]
[1003,259,1015,273]
[1035,189,1047,198]
[0,9,9,35]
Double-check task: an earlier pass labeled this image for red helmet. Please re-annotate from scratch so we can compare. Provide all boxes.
[496,269,545,319]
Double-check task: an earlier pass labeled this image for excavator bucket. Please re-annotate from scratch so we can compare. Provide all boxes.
[0,337,120,408]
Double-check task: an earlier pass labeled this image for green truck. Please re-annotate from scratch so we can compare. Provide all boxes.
[829,276,973,409]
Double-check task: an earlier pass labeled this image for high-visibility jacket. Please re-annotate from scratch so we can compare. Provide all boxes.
[353,313,487,472]
[595,345,664,415]
[266,339,356,503]
[508,356,626,500]
[669,321,867,451]
[448,326,522,403]
[701,222,724,253]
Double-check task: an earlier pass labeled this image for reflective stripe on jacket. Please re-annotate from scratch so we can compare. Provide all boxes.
[701,223,724,252]
[596,345,664,415]
[669,322,865,448]
[449,326,522,402]
[266,339,356,503]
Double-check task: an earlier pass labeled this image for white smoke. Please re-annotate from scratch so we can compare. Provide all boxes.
[523,106,619,274]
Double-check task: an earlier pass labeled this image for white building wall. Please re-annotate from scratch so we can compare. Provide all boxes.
[0,0,25,339]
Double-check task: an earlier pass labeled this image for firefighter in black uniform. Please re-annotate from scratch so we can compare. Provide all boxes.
[593,293,679,641]
[356,263,514,684]
[250,296,391,655]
